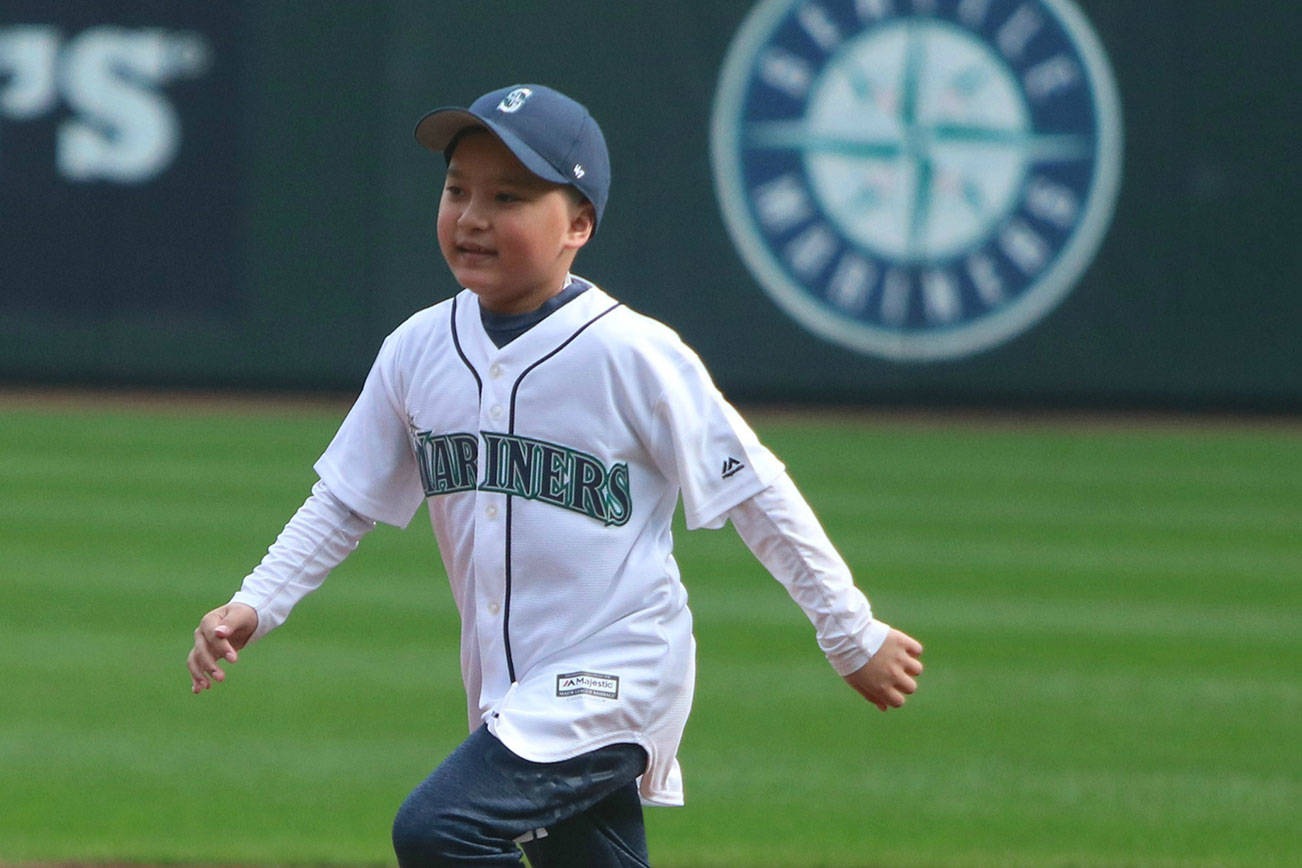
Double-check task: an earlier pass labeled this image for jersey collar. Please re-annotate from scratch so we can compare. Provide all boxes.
[453,276,614,372]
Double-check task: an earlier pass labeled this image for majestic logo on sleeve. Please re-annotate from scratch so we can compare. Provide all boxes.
[413,430,632,527]
[711,0,1123,361]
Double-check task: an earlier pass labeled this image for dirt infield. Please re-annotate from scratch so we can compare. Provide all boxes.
[2,384,1298,432]
[0,385,357,415]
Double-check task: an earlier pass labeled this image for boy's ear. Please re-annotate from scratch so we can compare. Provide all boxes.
[564,200,596,250]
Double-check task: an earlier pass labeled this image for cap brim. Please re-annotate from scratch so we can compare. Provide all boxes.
[414,107,569,186]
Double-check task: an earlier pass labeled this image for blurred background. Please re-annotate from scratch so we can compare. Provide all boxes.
[2,3,1299,866]
[1,0,1297,411]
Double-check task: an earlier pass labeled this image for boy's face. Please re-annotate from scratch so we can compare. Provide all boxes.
[438,130,595,315]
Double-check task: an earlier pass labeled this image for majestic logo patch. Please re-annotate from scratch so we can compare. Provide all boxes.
[721,456,746,478]
[412,429,632,526]
[711,0,1123,361]
[556,671,620,700]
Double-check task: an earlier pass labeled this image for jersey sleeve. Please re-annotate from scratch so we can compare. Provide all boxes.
[230,480,375,642]
[313,328,426,528]
[727,473,889,675]
[637,334,785,530]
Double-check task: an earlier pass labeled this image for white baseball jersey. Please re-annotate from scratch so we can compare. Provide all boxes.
[311,276,785,805]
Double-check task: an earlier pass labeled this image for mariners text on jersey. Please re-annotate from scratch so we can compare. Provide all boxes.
[413,429,633,527]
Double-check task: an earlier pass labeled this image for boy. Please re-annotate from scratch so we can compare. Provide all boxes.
[187,84,923,867]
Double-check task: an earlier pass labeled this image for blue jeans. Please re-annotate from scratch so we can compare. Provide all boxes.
[392,725,651,866]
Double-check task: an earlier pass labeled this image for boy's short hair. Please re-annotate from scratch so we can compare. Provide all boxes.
[416,84,610,228]
[443,126,593,213]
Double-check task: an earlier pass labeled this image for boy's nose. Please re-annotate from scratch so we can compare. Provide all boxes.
[457,199,489,228]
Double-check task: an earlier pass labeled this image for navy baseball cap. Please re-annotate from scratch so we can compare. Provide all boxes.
[415,84,610,227]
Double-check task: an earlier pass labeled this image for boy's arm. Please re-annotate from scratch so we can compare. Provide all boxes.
[186,479,375,693]
[726,472,923,711]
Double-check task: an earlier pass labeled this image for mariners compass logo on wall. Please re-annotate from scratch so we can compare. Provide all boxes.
[711,0,1122,361]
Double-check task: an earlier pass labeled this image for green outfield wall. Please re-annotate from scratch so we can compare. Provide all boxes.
[1,1,1297,410]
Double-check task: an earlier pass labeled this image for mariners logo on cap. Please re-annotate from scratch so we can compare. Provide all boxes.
[498,87,533,113]
[711,0,1123,361]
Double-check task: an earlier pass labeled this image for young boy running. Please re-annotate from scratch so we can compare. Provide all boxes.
[186,83,923,868]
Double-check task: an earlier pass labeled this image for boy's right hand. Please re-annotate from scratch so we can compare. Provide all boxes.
[186,603,258,694]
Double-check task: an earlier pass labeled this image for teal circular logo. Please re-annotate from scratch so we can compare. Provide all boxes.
[711,0,1123,361]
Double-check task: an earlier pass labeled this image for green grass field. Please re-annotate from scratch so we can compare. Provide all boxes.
[1,399,1298,867]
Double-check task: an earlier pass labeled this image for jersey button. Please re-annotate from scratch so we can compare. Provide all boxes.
[485,504,498,519]
[488,601,501,615]
[489,404,504,421]
[489,363,504,379]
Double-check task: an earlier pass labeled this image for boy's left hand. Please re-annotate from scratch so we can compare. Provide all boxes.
[843,627,924,711]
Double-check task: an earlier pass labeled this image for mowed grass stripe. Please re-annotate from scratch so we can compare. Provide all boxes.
[654,418,1299,867]
[1,405,1298,867]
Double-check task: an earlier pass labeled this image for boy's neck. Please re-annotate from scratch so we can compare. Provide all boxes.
[476,275,574,316]
[478,278,587,349]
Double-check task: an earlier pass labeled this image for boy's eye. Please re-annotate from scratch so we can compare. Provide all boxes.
[443,185,463,197]
[495,192,519,203]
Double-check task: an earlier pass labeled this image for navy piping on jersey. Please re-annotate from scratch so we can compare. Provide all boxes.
[449,291,623,685]
[480,279,588,348]
[449,294,483,398]
[501,301,622,683]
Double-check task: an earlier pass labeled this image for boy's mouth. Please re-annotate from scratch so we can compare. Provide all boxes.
[457,241,495,258]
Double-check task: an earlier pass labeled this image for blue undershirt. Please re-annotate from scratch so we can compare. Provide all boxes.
[478,279,588,348]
